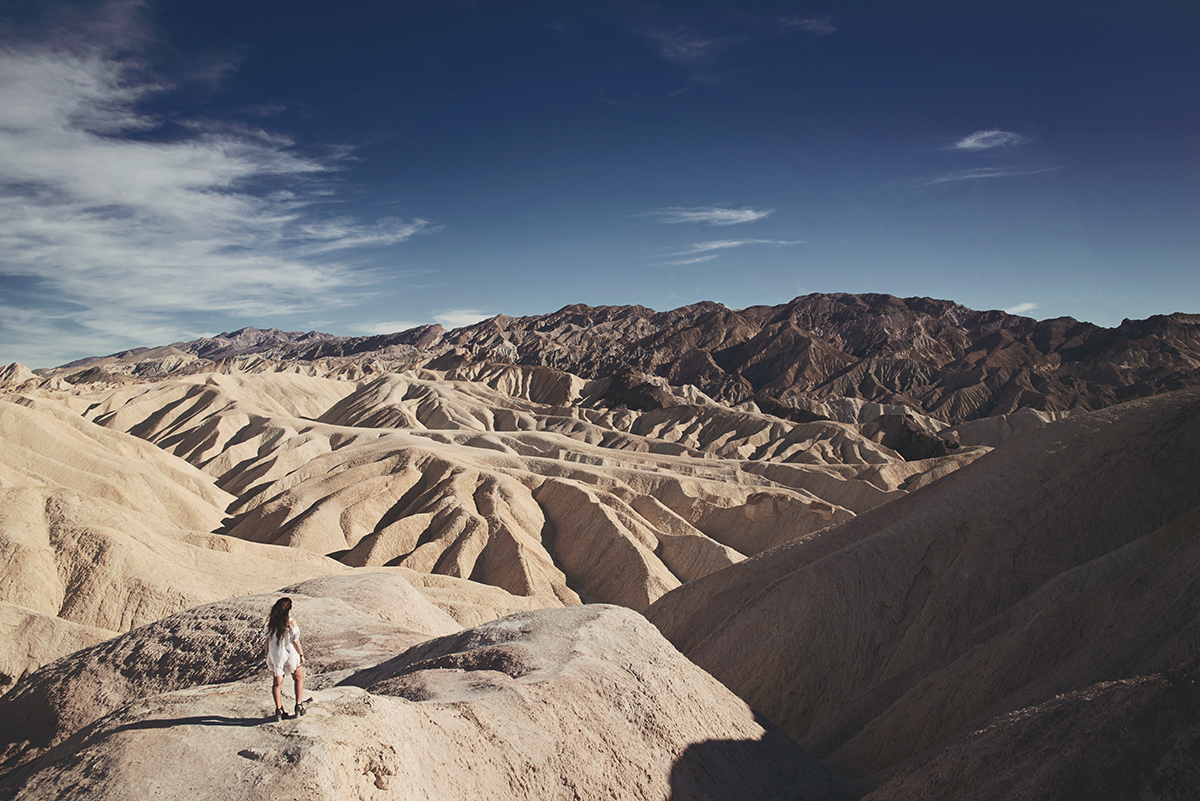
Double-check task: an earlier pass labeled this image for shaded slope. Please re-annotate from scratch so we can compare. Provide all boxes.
[646,387,1200,792]
[864,662,1200,801]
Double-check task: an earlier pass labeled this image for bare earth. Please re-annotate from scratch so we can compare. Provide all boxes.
[2,332,1198,799]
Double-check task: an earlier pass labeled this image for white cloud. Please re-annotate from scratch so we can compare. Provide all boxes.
[654,238,803,266]
[295,217,435,255]
[949,130,1030,151]
[657,254,720,266]
[671,238,804,255]
[0,43,433,365]
[359,320,428,335]
[641,18,834,67]
[644,206,773,226]
[918,166,1061,186]
[434,309,492,328]
[1004,302,1040,315]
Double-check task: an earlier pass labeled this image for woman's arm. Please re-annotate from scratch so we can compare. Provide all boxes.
[289,620,305,663]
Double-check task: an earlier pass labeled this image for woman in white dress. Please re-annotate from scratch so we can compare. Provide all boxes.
[264,596,306,721]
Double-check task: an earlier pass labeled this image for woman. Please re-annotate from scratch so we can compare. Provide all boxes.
[264,596,306,721]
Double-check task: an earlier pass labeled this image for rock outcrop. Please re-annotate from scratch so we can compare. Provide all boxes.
[0,576,853,801]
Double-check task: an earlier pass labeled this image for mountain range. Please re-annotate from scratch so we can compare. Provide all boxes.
[44,293,1200,425]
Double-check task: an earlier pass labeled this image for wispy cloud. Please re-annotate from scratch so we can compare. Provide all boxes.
[644,206,773,226]
[0,41,433,366]
[949,130,1030,151]
[654,238,802,265]
[671,238,804,255]
[295,217,436,255]
[778,17,837,36]
[1004,302,1040,315]
[434,309,492,328]
[640,16,836,67]
[918,166,1062,187]
[658,254,721,266]
[360,320,428,335]
[641,26,745,64]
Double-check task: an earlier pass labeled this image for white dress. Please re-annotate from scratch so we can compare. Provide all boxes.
[265,622,302,677]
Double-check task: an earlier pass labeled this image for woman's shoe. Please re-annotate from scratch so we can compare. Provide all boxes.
[274,707,283,722]
[295,703,306,717]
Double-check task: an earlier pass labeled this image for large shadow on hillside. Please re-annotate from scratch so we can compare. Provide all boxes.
[668,720,856,801]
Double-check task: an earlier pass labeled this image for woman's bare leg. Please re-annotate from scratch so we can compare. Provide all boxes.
[293,666,305,713]
[272,674,284,711]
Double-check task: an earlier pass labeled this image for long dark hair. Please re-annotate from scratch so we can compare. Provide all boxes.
[267,597,292,643]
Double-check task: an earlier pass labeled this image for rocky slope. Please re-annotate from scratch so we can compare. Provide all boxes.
[0,574,853,801]
[647,386,1200,796]
[22,293,1200,423]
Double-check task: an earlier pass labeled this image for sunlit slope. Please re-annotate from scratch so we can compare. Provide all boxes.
[0,575,854,801]
[68,367,982,613]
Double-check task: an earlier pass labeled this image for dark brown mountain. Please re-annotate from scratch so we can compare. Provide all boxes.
[42,294,1200,423]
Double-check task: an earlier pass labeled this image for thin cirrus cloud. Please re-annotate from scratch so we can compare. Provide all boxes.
[918,166,1062,187]
[641,26,745,64]
[0,44,432,365]
[1004,302,1041,315]
[656,238,803,265]
[778,17,837,36]
[641,17,836,66]
[359,309,492,336]
[658,254,721,266]
[361,320,428,335]
[644,206,773,226]
[672,239,804,255]
[949,130,1030,151]
[434,309,494,328]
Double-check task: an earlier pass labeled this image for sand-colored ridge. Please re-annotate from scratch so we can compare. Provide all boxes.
[0,603,113,699]
[2,359,981,694]
[0,398,230,531]
[20,366,977,618]
[0,364,36,390]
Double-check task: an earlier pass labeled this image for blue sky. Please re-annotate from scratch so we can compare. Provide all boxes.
[1,0,1196,368]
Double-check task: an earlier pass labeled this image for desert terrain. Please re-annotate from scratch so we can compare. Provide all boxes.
[1,294,1198,799]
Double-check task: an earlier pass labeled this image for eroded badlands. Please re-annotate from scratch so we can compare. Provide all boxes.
[2,341,1198,799]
